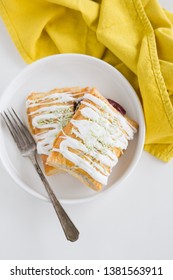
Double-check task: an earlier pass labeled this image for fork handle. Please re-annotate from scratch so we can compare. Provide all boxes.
[29,154,79,242]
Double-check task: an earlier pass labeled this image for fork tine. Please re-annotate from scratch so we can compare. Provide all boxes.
[11,108,35,145]
[7,109,27,146]
[1,112,23,150]
[1,112,15,139]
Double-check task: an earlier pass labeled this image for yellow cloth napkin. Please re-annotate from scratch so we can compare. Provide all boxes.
[0,0,173,162]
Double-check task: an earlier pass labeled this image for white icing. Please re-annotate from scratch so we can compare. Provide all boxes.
[53,93,137,185]
[36,128,61,155]
[53,137,108,185]
[28,105,72,116]
[27,91,87,155]
[26,92,84,108]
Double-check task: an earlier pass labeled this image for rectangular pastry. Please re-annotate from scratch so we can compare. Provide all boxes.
[26,86,90,175]
[47,88,138,190]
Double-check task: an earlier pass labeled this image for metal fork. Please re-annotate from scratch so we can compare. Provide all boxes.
[1,108,79,242]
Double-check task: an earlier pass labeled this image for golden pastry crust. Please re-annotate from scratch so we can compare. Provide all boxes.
[47,88,138,190]
[26,86,90,175]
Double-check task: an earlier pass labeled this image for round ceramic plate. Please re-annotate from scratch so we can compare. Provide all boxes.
[0,54,145,204]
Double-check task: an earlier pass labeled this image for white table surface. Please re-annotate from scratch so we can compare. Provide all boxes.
[0,0,173,260]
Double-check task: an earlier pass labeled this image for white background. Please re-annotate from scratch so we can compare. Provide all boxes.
[0,0,173,260]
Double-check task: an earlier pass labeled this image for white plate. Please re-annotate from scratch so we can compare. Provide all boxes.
[0,54,145,204]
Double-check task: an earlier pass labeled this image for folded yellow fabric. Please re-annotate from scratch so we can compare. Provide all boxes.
[0,0,173,162]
